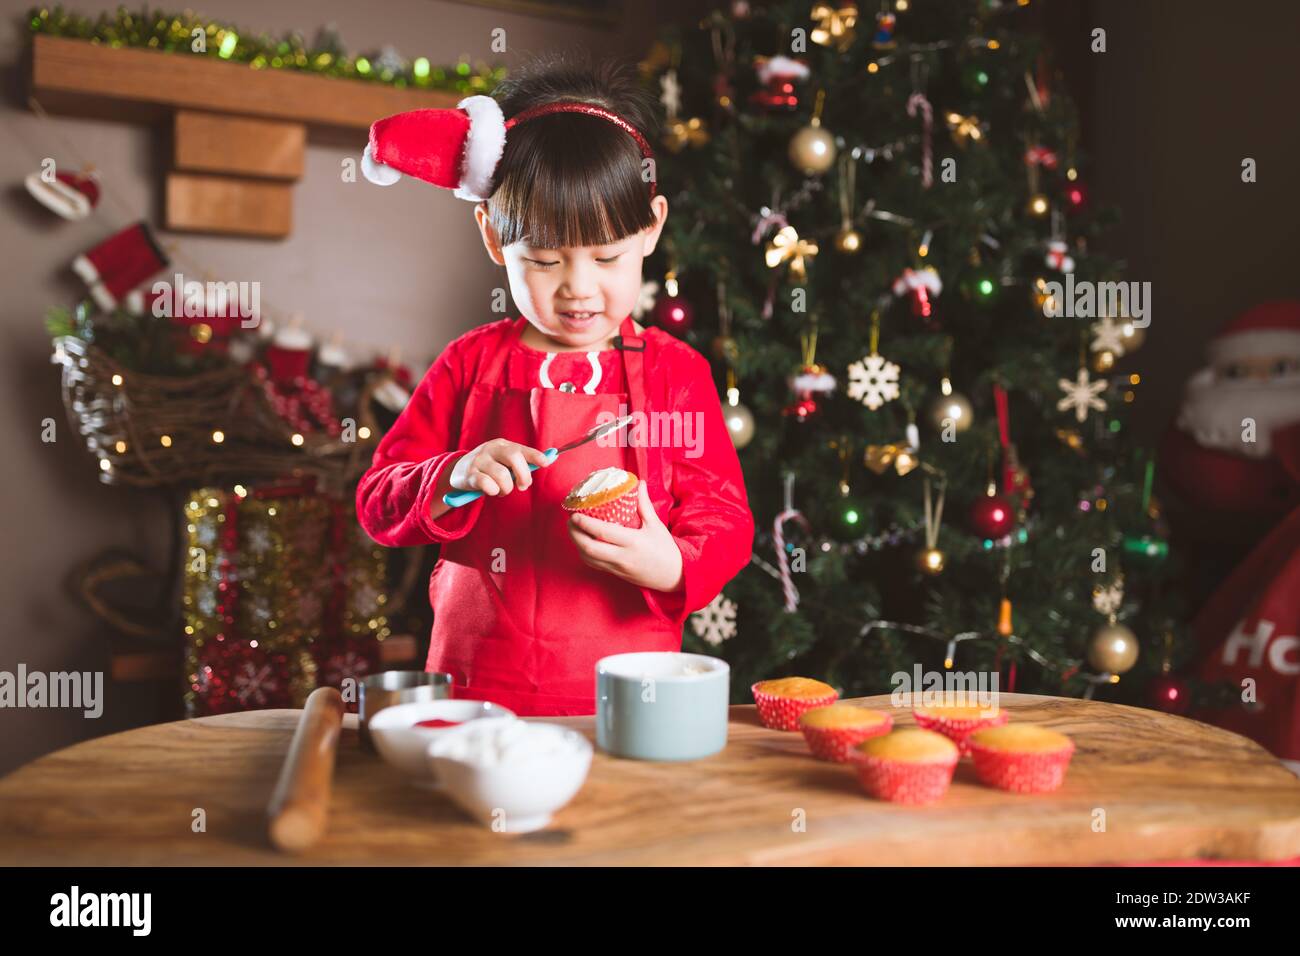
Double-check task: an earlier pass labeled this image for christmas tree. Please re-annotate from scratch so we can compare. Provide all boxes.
[646,0,1208,710]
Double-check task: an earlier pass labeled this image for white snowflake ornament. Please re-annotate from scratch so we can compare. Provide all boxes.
[245,523,274,557]
[847,353,901,410]
[1090,316,1127,356]
[632,279,660,319]
[659,69,682,118]
[233,661,279,706]
[1057,367,1108,423]
[1092,577,1124,616]
[691,592,737,646]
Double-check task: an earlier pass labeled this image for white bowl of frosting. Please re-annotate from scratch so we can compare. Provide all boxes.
[369,699,515,788]
[427,717,593,833]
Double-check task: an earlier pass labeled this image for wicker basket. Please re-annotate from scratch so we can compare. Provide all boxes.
[52,335,385,491]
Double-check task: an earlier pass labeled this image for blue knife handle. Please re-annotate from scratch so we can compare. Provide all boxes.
[442,447,558,507]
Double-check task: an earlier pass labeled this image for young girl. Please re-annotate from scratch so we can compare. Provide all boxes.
[355,55,755,716]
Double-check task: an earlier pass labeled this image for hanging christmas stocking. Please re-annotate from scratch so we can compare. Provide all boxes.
[72,221,169,312]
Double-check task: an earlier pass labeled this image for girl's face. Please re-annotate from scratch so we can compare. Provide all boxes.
[475,195,669,350]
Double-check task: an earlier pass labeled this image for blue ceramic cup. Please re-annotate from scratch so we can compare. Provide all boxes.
[595,652,730,761]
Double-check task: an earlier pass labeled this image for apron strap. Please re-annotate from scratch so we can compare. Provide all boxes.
[613,314,653,496]
[476,317,524,386]
[482,316,656,499]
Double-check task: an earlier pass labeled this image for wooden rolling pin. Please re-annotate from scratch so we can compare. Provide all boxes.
[266,686,345,853]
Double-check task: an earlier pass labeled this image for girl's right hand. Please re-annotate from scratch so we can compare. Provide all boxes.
[449,439,552,496]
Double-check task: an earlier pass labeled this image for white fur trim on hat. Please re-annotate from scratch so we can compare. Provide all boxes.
[1209,329,1300,364]
[361,144,402,186]
[25,171,91,219]
[759,55,810,83]
[454,94,507,202]
[71,253,101,286]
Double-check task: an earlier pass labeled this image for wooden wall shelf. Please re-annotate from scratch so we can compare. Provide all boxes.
[28,35,465,237]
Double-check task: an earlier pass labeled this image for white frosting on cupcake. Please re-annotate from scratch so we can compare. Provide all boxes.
[572,466,631,499]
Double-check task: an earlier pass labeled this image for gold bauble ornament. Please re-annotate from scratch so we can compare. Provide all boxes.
[664,116,710,153]
[712,335,739,363]
[1087,622,1139,674]
[1056,427,1084,453]
[1120,320,1146,352]
[917,547,946,575]
[789,124,837,174]
[1032,276,1056,311]
[1027,193,1050,217]
[927,392,973,432]
[834,226,862,253]
[725,401,755,448]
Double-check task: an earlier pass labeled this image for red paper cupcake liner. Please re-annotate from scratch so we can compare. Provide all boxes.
[912,708,1009,755]
[751,683,839,732]
[800,715,893,762]
[564,487,641,529]
[850,751,958,805]
[969,741,1075,794]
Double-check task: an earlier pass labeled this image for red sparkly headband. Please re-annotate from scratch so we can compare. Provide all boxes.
[505,100,658,198]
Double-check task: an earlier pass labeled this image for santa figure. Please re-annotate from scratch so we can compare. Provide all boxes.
[1162,302,1300,767]
[1159,300,1300,518]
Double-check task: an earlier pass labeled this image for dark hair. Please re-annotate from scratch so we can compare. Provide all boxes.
[485,51,660,250]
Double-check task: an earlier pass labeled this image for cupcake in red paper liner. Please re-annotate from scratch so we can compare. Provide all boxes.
[849,729,960,805]
[911,701,1009,755]
[799,704,892,762]
[751,677,838,731]
[968,724,1075,794]
[562,466,641,529]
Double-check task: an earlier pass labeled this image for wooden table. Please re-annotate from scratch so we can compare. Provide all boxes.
[3,693,1299,865]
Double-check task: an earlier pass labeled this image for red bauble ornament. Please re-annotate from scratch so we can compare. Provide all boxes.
[653,294,694,335]
[1064,182,1087,212]
[969,493,1016,539]
[782,396,819,421]
[1147,673,1190,715]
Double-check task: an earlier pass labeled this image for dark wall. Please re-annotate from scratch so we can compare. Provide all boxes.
[1050,0,1300,441]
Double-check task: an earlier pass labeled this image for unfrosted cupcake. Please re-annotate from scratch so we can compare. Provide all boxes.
[751,677,838,731]
[968,724,1075,794]
[911,702,1008,755]
[562,466,641,529]
[799,704,892,762]
[849,728,960,804]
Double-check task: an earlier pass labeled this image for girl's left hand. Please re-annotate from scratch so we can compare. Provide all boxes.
[567,480,684,593]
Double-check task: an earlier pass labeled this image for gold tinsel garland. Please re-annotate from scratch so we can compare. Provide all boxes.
[183,483,390,716]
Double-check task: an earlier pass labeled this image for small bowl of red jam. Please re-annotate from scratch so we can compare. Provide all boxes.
[369,699,516,787]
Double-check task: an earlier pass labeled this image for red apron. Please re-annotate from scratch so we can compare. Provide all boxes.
[425,314,682,715]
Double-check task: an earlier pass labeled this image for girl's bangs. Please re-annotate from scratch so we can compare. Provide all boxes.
[488,122,656,250]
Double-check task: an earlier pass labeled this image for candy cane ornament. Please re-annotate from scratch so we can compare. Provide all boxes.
[907,92,933,188]
[772,473,809,612]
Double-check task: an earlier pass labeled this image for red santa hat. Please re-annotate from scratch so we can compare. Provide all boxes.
[755,55,811,83]
[362,95,506,201]
[361,95,656,202]
[1208,300,1300,364]
[25,168,100,220]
